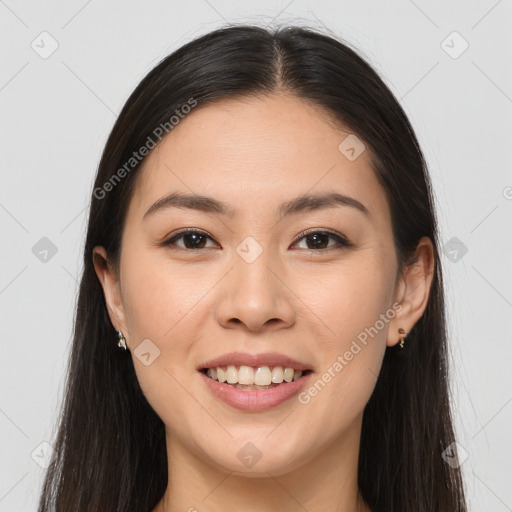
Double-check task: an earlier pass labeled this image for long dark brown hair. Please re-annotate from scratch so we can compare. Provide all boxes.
[38,24,467,511]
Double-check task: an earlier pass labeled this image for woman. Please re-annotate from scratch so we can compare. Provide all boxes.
[38,24,468,511]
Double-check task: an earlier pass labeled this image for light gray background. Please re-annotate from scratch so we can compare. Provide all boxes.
[1,1,511,510]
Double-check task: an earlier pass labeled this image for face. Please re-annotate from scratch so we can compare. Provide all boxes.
[94,93,431,477]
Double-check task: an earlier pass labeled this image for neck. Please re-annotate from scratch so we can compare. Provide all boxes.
[154,415,371,512]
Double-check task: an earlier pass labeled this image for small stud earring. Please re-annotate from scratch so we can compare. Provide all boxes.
[398,327,407,349]
[117,330,127,350]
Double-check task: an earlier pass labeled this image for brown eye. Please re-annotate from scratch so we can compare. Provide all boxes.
[163,228,351,252]
[164,229,218,250]
[292,230,351,251]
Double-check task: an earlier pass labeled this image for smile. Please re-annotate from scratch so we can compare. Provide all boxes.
[201,365,311,388]
[198,366,313,412]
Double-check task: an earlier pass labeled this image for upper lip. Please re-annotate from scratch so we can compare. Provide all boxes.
[198,352,313,371]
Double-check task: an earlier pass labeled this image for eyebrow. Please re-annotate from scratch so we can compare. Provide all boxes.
[142,191,371,221]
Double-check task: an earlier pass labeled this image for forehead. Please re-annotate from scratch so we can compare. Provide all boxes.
[127,94,390,225]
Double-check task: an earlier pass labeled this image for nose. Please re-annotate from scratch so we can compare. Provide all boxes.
[214,249,296,333]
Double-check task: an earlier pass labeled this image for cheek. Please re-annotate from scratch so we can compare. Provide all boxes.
[291,257,394,422]
[120,247,209,341]
[119,247,218,427]
[295,255,395,350]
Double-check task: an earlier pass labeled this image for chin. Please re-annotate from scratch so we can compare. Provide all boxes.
[200,439,308,477]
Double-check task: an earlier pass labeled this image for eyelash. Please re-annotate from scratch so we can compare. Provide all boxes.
[162,228,352,252]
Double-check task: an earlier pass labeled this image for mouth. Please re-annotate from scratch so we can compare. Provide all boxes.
[198,362,314,412]
[199,365,314,390]
[196,352,314,411]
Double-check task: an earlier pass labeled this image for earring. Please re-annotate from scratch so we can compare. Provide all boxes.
[117,330,127,350]
[398,327,407,349]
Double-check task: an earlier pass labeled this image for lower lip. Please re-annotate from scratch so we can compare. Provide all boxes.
[199,371,312,412]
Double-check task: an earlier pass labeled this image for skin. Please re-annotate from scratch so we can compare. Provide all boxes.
[93,93,434,512]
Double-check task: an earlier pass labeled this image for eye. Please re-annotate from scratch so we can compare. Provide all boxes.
[163,228,219,250]
[162,228,351,252]
[291,229,351,251]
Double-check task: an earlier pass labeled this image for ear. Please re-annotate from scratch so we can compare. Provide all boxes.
[92,246,128,342]
[387,236,435,347]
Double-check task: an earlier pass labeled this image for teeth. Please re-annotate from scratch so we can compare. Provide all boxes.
[254,366,272,386]
[204,365,304,385]
[283,368,294,382]
[226,365,238,384]
[271,366,284,383]
[238,365,254,385]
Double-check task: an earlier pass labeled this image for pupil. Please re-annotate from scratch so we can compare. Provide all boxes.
[307,234,328,249]
[184,233,205,249]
